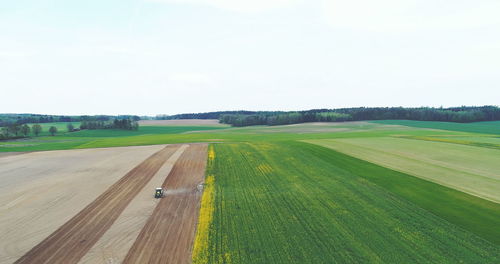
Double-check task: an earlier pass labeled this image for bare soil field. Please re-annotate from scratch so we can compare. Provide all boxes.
[139,119,225,126]
[3,143,209,264]
[14,145,179,264]
[0,145,165,263]
[79,144,189,264]
[123,143,208,264]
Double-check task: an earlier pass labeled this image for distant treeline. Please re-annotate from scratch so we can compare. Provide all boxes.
[80,119,139,130]
[157,106,500,127]
[0,114,140,127]
[220,112,352,127]
[0,123,59,140]
[1,118,139,140]
[1,124,38,140]
[155,111,261,120]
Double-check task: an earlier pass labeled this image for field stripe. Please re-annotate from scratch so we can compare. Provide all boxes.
[192,145,216,264]
[400,136,500,150]
[123,144,208,264]
[78,144,189,264]
[305,138,500,203]
[370,120,500,135]
[14,145,179,264]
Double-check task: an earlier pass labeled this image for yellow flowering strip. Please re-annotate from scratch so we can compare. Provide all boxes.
[208,145,216,160]
[192,145,216,264]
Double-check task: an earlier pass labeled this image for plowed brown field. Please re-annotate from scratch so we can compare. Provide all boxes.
[7,143,208,264]
[79,144,189,264]
[15,145,179,264]
[0,145,165,263]
[123,144,208,264]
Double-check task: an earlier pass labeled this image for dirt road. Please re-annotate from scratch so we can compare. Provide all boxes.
[123,144,208,264]
[14,145,179,264]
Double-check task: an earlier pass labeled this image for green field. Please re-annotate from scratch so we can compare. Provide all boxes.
[193,142,499,263]
[63,125,225,137]
[306,137,500,203]
[372,120,500,135]
[0,125,228,151]
[0,121,476,152]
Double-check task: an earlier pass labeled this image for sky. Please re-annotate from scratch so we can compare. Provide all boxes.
[1,0,499,116]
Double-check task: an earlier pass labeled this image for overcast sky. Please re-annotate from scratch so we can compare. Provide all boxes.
[1,0,499,116]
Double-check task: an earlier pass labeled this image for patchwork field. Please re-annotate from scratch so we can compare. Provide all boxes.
[305,137,500,203]
[0,125,226,152]
[0,121,476,152]
[193,142,499,263]
[0,144,207,264]
[0,145,165,263]
[1,120,499,263]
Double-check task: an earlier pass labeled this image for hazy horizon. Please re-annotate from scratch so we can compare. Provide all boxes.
[1,104,499,117]
[2,1,499,116]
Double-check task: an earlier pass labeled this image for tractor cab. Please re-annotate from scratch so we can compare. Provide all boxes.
[155,188,165,198]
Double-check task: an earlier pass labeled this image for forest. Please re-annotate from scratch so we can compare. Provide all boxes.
[164,106,499,127]
[80,119,139,130]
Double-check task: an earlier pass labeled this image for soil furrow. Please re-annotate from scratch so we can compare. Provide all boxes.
[123,143,208,264]
[78,144,189,264]
[14,145,179,264]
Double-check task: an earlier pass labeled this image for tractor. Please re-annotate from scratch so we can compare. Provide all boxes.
[154,187,166,198]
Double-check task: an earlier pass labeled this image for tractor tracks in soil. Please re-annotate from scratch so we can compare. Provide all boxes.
[13,143,208,264]
[14,145,180,264]
[123,143,208,264]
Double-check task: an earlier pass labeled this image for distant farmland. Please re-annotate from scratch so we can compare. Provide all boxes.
[1,120,499,263]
